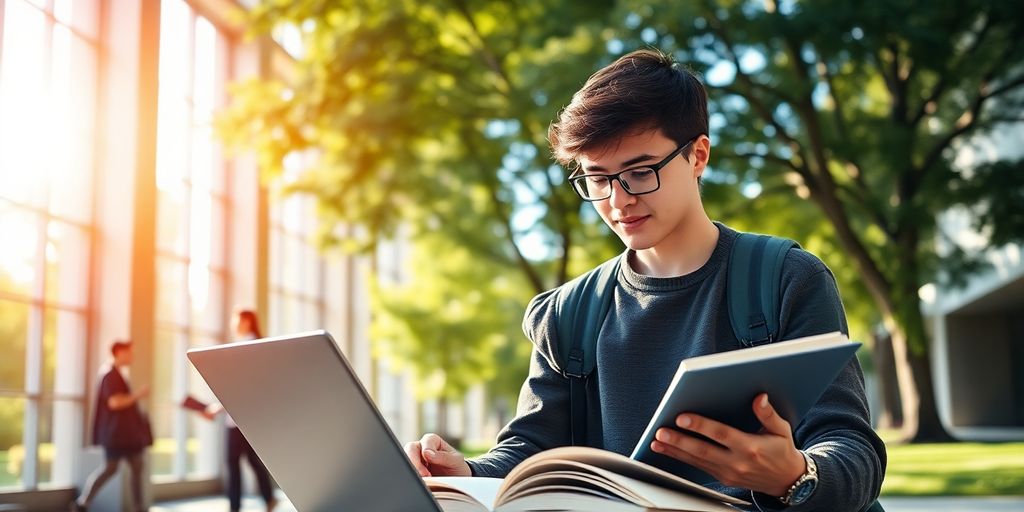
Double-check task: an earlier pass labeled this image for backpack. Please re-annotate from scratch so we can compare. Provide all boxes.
[549,231,886,512]
[552,231,796,446]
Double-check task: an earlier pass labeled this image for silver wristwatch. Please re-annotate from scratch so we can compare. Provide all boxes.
[780,451,818,506]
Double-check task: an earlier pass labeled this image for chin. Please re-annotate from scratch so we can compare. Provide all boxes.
[618,234,655,251]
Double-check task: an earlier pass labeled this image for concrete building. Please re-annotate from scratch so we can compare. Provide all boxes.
[921,124,1024,440]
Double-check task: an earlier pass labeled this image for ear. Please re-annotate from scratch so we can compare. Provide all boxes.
[691,135,711,178]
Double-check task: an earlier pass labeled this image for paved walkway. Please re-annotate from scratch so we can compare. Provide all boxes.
[154,494,1024,511]
[880,496,1024,511]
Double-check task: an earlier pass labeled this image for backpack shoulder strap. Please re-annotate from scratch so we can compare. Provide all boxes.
[727,232,798,347]
[553,255,620,446]
[554,256,621,378]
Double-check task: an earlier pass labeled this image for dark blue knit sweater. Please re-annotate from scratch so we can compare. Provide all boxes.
[467,223,886,512]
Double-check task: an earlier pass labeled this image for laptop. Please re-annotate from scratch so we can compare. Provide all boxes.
[186,330,443,512]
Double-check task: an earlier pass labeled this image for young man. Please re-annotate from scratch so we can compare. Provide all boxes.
[404,49,885,511]
[72,340,152,512]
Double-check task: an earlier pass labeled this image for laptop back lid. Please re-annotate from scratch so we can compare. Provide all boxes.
[187,330,440,512]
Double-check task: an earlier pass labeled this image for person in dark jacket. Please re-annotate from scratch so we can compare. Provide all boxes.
[71,340,152,512]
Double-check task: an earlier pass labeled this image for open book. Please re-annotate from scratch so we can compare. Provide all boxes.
[425,446,748,512]
[632,331,860,482]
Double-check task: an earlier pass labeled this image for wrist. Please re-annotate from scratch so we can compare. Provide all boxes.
[778,451,818,506]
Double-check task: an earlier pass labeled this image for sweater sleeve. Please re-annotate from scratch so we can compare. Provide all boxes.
[466,289,573,478]
[748,250,886,512]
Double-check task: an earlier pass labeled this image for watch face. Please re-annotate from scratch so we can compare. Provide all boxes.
[791,479,817,505]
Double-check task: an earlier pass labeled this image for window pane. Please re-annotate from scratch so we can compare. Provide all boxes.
[207,198,226,268]
[0,396,25,488]
[193,16,216,125]
[150,327,180,477]
[0,299,30,392]
[156,258,187,325]
[0,0,48,208]
[188,187,212,266]
[284,235,302,293]
[0,204,39,298]
[48,397,81,486]
[47,25,96,224]
[158,0,191,102]
[36,397,54,485]
[269,227,283,288]
[302,299,321,330]
[49,0,100,42]
[157,187,188,256]
[303,243,321,296]
[192,272,224,336]
[45,222,90,309]
[44,309,87,397]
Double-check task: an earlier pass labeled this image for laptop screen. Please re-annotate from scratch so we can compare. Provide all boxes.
[188,330,441,512]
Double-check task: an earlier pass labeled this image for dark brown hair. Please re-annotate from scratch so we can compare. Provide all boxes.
[236,309,263,338]
[548,49,709,167]
[110,339,132,357]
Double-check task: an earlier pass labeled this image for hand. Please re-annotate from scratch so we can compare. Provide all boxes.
[200,403,223,421]
[650,393,806,497]
[403,433,471,478]
[133,385,151,401]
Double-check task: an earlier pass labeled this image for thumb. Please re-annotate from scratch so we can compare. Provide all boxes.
[754,394,792,436]
[423,447,462,467]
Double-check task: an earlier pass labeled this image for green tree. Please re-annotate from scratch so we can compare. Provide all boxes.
[614,0,1024,441]
[218,0,622,408]
[221,0,1024,444]
[370,230,533,435]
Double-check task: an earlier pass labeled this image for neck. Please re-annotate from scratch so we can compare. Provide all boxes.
[632,214,718,278]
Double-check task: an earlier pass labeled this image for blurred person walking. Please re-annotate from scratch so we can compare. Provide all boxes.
[194,309,277,512]
[71,340,152,512]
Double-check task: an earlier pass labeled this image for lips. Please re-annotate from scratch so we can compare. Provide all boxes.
[615,215,649,231]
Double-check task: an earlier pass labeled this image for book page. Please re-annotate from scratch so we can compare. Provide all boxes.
[426,476,504,511]
[501,447,747,506]
[496,491,650,512]
[499,459,737,512]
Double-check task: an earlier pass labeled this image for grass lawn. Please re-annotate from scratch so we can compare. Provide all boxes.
[882,440,1024,496]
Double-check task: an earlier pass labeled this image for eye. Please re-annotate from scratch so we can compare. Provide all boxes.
[586,175,609,184]
[627,168,656,180]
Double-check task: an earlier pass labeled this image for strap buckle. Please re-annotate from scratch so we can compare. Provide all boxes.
[565,348,585,378]
[746,315,772,347]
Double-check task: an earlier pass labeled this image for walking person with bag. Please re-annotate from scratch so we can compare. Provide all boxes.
[192,309,277,512]
[71,340,153,512]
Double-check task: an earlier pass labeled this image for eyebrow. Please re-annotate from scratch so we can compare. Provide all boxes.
[582,153,659,173]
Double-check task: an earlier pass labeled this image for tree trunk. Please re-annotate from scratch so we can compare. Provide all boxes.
[871,328,903,430]
[885,316,953,443]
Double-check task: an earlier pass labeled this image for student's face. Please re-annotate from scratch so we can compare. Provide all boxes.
[114,347,133,366]
[234,315,250,335]
[576,130,708,252]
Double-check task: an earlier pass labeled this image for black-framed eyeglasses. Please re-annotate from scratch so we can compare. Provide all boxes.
[568,136,699,202]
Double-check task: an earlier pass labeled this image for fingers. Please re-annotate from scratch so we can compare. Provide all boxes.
[419,433,450,452]
[417,433,471,476]
[403,441,431,477]
[653,426,729,462]
[753,394,792,436]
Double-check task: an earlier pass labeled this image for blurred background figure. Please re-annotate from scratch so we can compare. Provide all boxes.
[193,310,277,512]
[72,340,152,512]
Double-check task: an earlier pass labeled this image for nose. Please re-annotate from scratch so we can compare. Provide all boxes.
[607,178,636,209]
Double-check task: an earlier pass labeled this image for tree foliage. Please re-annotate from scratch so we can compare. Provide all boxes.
[220,0,1024,439]
[218,0,622,404]
[615,0,1024,440]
